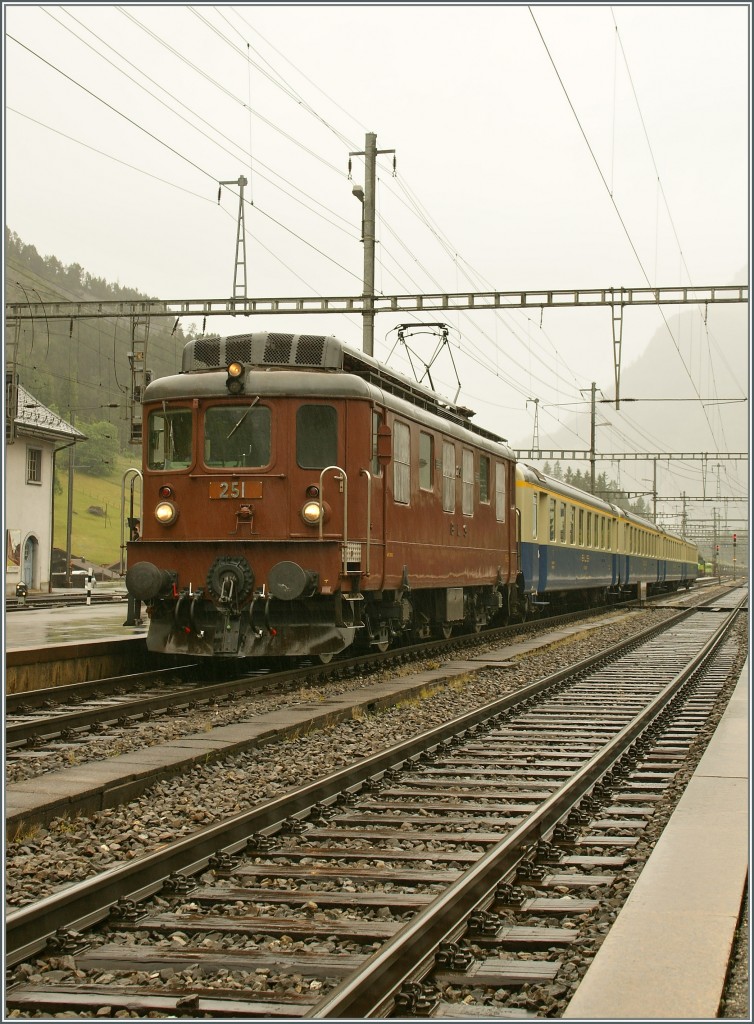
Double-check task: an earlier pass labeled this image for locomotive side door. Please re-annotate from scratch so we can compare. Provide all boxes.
[345,403,385,590]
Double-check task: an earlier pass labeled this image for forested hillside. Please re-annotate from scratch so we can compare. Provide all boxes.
[5,227,190,449]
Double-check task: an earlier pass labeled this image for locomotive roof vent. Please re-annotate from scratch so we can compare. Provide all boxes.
[182,332,344,373]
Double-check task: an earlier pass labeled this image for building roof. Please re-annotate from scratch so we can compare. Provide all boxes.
[11,384,87,443]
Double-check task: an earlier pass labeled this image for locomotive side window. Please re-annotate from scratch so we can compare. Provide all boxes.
[296,405,337,468]
[479,456,490,503]
[495,463,506,522]
[442,442,455,512]
[371,411,383,477]
[148,408,193,470]
[419,432,434,490]
[462,449,474,515]
[394,421,411,504]
[204,405,271,468]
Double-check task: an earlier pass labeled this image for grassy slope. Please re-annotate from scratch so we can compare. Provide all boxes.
[53,453,141,568]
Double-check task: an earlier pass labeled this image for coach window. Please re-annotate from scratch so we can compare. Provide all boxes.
[586,512,592,547]
[149,408,193,470]
[495,464,506,522]
[607,519,612,550]
[569,506,576,544]
[442,441,455,512]
[548,498,556,541]
[532,492,538,538]
[479,455,490,503]
[462,450,474,515]
[559,502,566,543]
[394,422,411,504]
[419,432,434,490]
[578,508,584,545]
[204,405,270,468]
[601,517,606,549]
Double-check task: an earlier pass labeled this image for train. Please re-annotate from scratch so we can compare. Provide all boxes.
[124,330,699,661]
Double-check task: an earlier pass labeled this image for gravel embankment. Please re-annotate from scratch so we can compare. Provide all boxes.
[5,607,749,1020]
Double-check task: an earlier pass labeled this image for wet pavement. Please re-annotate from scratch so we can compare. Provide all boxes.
[5,593,147,651]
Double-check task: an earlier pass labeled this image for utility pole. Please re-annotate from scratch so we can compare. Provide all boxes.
[349,133,395,356]
[65,411,75,590]
[527,397,540,451]
[580,382,597,492]
[219,176,248,301]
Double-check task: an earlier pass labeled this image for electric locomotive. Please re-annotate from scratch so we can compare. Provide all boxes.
[125,331,522,660]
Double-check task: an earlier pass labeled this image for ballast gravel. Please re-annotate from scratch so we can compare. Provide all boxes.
[5,602,749,1020]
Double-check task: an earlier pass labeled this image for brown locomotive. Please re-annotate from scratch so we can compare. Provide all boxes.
[125,331,522,660]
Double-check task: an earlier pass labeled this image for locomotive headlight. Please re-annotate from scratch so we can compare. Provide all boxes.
[226,361,245,394]
[155,500,178,525]
[301,500,322,525]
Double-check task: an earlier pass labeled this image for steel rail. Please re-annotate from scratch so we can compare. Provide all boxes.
[6,592,678,738]
[309,597,745,1018]
[6,604,695,967]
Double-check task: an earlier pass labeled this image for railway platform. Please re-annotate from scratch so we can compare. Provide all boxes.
[564,657,749,1020]
[5,590,140,651]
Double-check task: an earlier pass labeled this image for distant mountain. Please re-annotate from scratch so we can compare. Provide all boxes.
[515,297,748,495]
[5,228,190,448]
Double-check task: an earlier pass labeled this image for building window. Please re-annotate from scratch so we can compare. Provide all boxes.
[26,447,42,484]
[462,449,474,515]
[442,441,455,512]
[419,432,433,490]
[393,421,410,504]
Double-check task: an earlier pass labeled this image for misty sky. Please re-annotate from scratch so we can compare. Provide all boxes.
[3,3,750,514]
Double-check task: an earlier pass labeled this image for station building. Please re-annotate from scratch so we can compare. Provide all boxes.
[5,379,86,596]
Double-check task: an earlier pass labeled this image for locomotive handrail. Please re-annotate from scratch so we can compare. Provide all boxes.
[119,468,143,575]
[360,468,372,576]
[318,466,348,548]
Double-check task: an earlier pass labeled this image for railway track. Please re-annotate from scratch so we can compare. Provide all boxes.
[5,584,718,756]
[5,590,745,1018]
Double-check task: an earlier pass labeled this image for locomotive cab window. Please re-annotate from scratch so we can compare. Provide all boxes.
[296,405,337,469]
[204,405,271,468]
[148,408,193,470]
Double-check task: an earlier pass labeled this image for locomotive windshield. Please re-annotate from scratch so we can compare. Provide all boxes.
[147,408,192,470]
[204,404,271,468]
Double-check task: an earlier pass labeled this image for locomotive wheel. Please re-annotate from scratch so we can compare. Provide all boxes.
[435,623,453,640]
[373,639,390,653]
[316,652,334,664]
